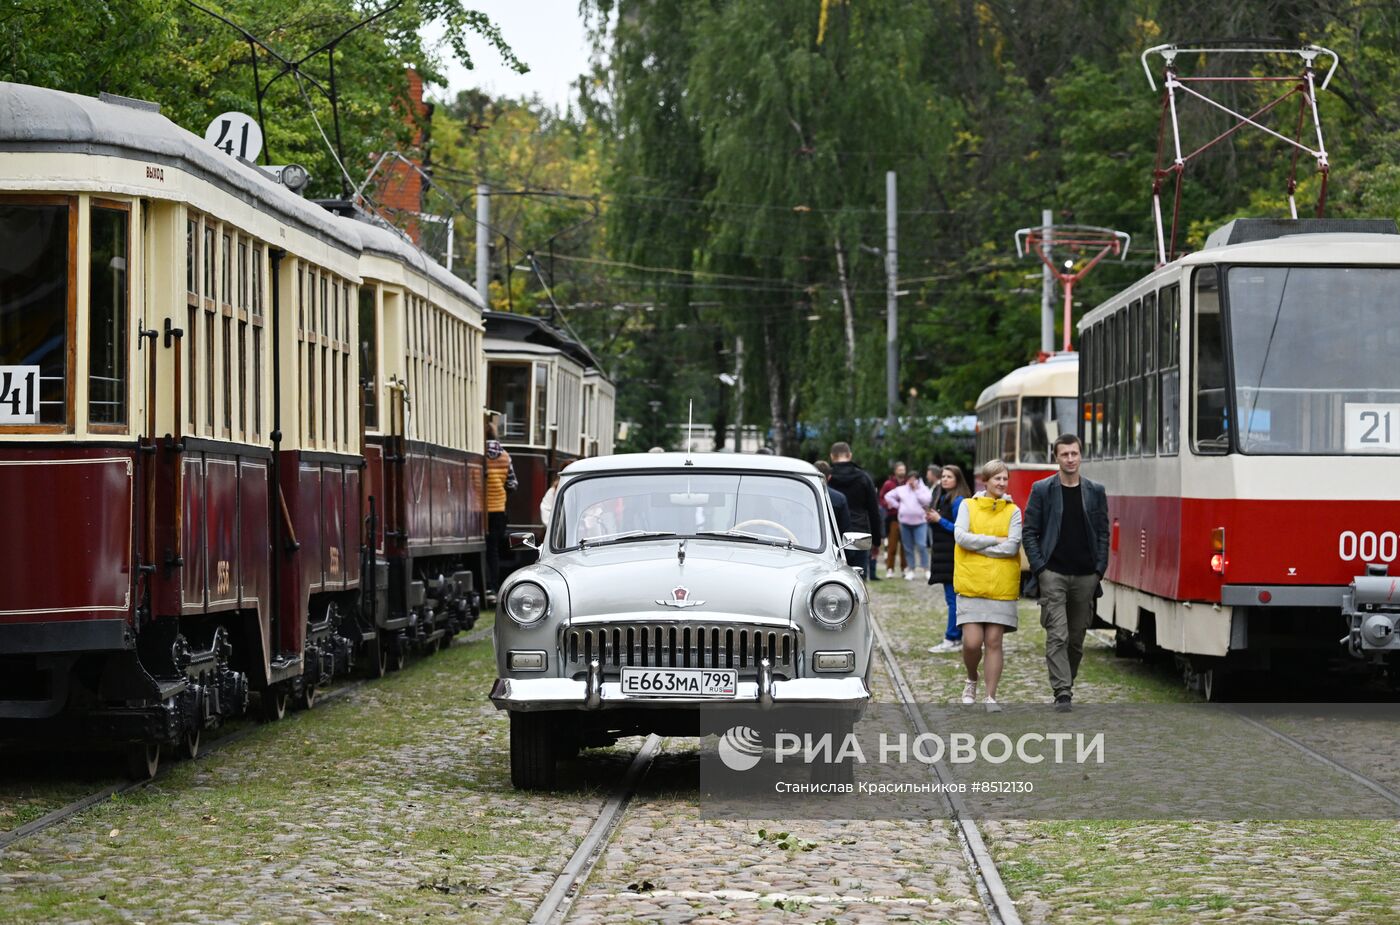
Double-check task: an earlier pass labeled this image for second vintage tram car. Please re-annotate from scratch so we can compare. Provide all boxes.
[484,310,614,553]
[1077,218,1400,697]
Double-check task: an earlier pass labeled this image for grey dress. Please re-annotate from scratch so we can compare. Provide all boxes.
[953,493,1022,630]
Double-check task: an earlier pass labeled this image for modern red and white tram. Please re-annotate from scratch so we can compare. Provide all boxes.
[1077,218,1400,695]
[975,353,1081,506]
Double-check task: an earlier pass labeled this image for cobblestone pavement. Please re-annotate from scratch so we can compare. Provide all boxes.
[873,578,1400,925]
[565,652,989,925]
[0,617,612,924]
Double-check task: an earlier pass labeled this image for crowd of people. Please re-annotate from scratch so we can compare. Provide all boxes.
[821,436,1109,713]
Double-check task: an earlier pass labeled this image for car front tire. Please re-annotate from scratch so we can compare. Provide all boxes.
[509,711,559,790]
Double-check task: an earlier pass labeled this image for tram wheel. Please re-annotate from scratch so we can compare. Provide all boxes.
[178,726,202,761]
[364,633,389,679]
[260,687,289,722]
[437,630,455,653]
[509,712,559,790]
[294,680,317,711]
[123,742,161,781]
[1200,667,1238,703]
[1113,629,1138,659]
[388,634,407,672]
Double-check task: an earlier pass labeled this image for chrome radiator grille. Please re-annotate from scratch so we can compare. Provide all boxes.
[563,623,797,677]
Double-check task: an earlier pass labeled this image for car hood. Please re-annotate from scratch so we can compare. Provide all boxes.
[546,540,829,621]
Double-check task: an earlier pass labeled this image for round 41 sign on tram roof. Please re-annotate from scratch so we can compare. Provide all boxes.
[204,111,264,162]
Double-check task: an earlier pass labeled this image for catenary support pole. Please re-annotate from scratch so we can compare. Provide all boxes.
[886,170,897,427]
[475,184,490,298]
[733,335,744,452]
[1041,208,1054,355]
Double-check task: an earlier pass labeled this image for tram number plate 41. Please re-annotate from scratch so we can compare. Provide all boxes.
[620,667,738,698]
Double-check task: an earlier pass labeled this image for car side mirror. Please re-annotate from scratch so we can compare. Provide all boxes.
[510,532,538,550]
[841,531,872,551]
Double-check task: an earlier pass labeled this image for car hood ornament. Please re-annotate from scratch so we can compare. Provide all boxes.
[657,586,705,608]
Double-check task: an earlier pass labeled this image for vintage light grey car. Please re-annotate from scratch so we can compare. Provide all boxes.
[490,452,873,789]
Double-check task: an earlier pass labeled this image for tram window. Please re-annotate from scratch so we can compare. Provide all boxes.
[253,326,263,439]
[1092,325,1104,457]
[1142,291,1157,455]
[1226,265,1400,455]
[1079,328,1093,458]
[186,219,196,295]
[221,233,231,306]
[489,362,531,441]
[1104,314,1118,456]
[1128,300,1142,455]
[1142,291,1156,373]
[88,205,128,427]
[533,362,549,446]
[0,201,70,426]
[187,306,197,429]
[1192,267,1229,454]
[252,246,264,316]
[360,286,378,430]
[238,320,247,439]
[1160,367,1180,455]
[203,226,214,300]
[204,307,214,435]
[222,315,232,437]
[1158,284,1180,456]
[238,241,248,311]
[977,405,996,462]
[1019,398,1049,464]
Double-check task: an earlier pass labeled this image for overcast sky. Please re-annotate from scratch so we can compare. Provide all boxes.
[422,2,595,111]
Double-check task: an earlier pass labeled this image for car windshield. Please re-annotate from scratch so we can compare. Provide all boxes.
[553,472,825,551]
[1226,266,1400,454]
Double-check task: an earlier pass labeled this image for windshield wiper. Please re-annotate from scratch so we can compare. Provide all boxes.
[694,529,793,549]
[578,530,676,549]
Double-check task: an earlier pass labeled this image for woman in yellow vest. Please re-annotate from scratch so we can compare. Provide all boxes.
[953,459,1022,712]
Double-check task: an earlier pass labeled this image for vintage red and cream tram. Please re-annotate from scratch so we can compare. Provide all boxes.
[975,352,1081,507]
[0,82,488,774]
[484,310,614,552]
[1077,218,1400,696]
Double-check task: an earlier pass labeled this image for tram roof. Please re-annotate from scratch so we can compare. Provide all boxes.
[341,212,483,312]
[561,452,819,477]
[484,310,608,380]
[976,352,1079,409]
[0,82,360,253]
[1080,225,1400,330]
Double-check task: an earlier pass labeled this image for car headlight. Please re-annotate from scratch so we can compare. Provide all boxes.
[504,581,549,626]
[810,582,854,628]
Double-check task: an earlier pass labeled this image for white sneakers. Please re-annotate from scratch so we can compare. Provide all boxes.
[961,679,977,704]
[904,569,915,581]
[928,639,960,654]
[985,697,1002,713]
[884,566,895,579]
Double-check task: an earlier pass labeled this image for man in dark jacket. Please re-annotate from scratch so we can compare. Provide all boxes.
[827,442,882,576]
[815,460,852,536]
[1023,433,1110,712]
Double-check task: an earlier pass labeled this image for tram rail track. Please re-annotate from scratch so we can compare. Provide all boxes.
[0,679,367,852]
[868,611,1024,925]
[525,611,1027,925]
[0,621,495,854]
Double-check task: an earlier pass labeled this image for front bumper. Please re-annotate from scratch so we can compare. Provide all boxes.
[489,675,870,712]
